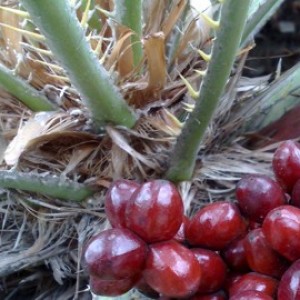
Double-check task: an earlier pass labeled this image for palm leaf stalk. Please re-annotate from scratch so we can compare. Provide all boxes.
[21,0,136,129]
[241,0,285,47]
[113,0,143,68]
[244,61,300,132]
[0,62,56,111]
[0,171,94,201]
[166,0,251,182]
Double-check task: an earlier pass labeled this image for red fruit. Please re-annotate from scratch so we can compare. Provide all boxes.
[105,179,140,228]
[224,273,242,293]
[186,201,246,250]
[228,272,278,298]
[291,178,300,207]
[190,290,227,300]
[272,140,300,192]
[125,180,184,243]
[173,215,189,244]
[230,290,273,300]
[192,248,227,294]
[143,240,202,298]
[278,259,300,300]
[89,275,139,296]
[243,228,288,277]
[135,277,160,299]
[83,228,148,280]
[221,236,250,272]
[236,174,286,222]
[262,205,300,261]
[248,220,262,230]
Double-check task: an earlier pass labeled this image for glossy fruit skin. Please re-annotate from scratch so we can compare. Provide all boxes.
[192,248,227,294]
[83,228,148,280]
[186,201,246,250]
[228,272,278,298]
[272,140,300,192]
[229,290,273,300]
[278,259,300,300]
[125,180,184,243]
[291,178,300,208]
[105,179,140,228]
[262,205,300,261]
[89,275,139,296]
[143,240,202,298]
[190,290,227,300]
[243,228,288,278]
[221,236,249,272]
[236,174,286,222]
[135,277,160,299]
[173,215,189,244]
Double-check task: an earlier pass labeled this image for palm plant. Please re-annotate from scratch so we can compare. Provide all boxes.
[0,0,297,298]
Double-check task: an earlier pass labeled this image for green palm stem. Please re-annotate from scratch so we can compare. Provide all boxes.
[166,0,251,182]
[21,0,136,129]
[113,0,143,67]
[0,63,56,111]
[241,0,285,47]
[0,171,94,201]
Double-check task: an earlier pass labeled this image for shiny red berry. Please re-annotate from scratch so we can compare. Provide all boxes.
[191,248,227,294]
[190,290,227,300]
[83,228,148,280]
[89,275,139,296]
[272,140,300,192]
[186,201,246,250]
[135,277,160,299]
[291,178,300,208]
[228,272,278,298]
[278,259,300,300]
[143,240,202,298]
[243,228,288,278]
[230,290,273,300]
[125,180,184,243]
[236,174,286,222]
[173,215,189,244]
[221,236,250,272]
[105,179,140,228]
[262,205,300,261]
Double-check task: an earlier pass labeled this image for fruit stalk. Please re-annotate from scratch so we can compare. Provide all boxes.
[21,0,137,129]
[0,63,56,111]
[166,0,251,182]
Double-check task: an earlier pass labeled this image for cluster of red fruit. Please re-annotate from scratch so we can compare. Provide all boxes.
[82,140,300,299]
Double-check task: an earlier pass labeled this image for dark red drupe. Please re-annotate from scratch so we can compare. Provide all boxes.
[278,259,300,300]
[83,228,147,280]
[291,178,300,208]
[143,240,202,298]
[272,140,300,192]
[221,236,249,272]
[105,179,140,228]
[89,275,139,296]
[262,205,300,261]
[126,180,184,243]
[236,174,286,222]
[228,272,278,298]
[243,228,288,278]
[186,201,246,250]
[191,248,227,294]
[230,290,273,300]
